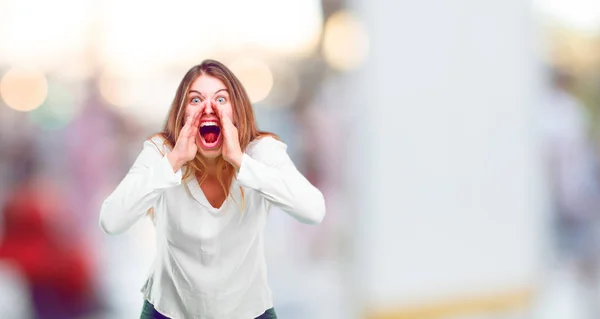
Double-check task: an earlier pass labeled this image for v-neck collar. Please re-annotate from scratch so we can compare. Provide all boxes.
[185,176,238,213]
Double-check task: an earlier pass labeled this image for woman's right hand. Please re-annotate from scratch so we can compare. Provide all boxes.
[167,108,201,172]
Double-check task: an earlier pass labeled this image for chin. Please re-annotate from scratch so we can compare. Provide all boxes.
[196,141,222,160]
[198,148,222,159]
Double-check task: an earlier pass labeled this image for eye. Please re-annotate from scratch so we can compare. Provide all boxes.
[216,96,227,104]
[191,97,201,104]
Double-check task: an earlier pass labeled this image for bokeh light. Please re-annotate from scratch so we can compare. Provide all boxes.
[97,0,323,73]
[0,68,48,112]
[98,1,213,74]
[98,68,181,126]
[264,64,301,108]
[322,11,370,71]
[98,70,132,108]
[219,0,323,57]
[228,57,274,104]
[28,82,78,130]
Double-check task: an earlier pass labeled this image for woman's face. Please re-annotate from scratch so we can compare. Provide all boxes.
[184,74,234,159]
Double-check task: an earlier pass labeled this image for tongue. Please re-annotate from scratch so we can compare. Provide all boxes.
[205,133,218,143]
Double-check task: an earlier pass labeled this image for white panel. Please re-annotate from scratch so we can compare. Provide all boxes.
[347,0,549,310]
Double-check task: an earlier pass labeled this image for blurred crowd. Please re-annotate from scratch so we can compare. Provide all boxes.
[2,0,600,319]
[0,0,353,316]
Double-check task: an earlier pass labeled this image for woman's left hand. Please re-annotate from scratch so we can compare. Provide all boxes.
[215,101,243,169]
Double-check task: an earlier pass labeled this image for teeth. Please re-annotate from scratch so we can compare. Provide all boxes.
[200,121,219,127]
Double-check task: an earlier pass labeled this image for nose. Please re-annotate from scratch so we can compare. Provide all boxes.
[203,100,215,115]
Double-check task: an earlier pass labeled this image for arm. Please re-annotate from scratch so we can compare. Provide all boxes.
[235,137,326,224]
[99,139,182,234]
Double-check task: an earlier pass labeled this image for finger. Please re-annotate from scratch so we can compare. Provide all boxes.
[185,104,201,129]
[191,109,201,131]
[214,102,226,122]
[216,102,234,125]
[221,111,233,127]
[179,117,192,142]
[183,115,193,130]
[218,111,228,130]
[189,112,200,138]
[214,100,222,119]
[198,99,206,117]
[215,101,227,121]
[197,104,203,120]
[217,109,228,131]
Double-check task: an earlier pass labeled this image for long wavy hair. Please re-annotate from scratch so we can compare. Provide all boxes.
[152,59,276,207]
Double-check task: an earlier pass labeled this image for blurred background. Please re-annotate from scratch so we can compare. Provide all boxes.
[1,0,600,318]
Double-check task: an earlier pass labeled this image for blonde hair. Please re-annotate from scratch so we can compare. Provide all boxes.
[151,60,277,214]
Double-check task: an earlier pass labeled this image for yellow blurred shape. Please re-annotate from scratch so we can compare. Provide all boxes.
[228,58,274,104]
[322,11,370,71]
[266,64,301,108]
[0,68,48,112]
[366,286,533,319]
[98,70,130,108]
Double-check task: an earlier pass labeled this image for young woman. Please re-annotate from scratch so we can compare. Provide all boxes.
[99,60,326,319]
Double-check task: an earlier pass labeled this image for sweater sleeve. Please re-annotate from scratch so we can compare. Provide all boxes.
[236,137,326,224]
[99,139,182,234]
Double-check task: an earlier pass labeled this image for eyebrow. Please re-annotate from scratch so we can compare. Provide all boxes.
[188,90,204,97]
[188,89,229,97]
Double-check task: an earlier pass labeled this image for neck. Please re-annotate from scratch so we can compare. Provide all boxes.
[203,157,221,177]
[205,162,217,174]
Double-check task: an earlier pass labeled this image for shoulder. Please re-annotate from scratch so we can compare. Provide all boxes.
[244,136,292,166]
[246,136,287,158]
[143,135,173,156]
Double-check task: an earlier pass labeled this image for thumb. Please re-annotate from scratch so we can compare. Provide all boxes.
[214,100,222,119]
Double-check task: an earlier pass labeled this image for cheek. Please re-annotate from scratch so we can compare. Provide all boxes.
[224,104,234,119]
[185,104,200,117]
[184,105,193,118]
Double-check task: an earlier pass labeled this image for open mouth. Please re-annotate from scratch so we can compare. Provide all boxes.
[199,121,221,148]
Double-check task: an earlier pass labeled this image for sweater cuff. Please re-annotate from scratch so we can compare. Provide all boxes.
[150,155,183,188]
[236,153,262,190]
